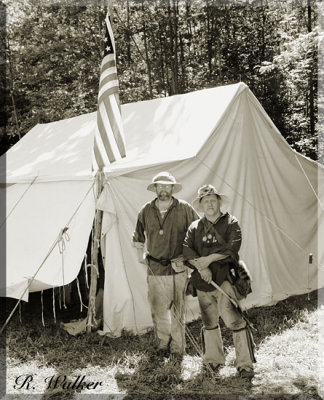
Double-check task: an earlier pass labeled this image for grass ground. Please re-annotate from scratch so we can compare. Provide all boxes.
[1,288,323,400]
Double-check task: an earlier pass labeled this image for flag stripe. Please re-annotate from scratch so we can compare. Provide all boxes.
[100,66,117,83]
[98,86,120,105]
[108,94,126,155]
[103,95,126,157]
[97,108,116,163]
[94,11,126,168]
[99,73,118,94]
[101,61,116,76]
[99,101,122,161]
[101,53,115,70]
[94,135,106,167]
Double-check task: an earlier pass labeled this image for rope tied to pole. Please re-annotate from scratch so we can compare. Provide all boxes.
[76,277,88,312]
[87,263,99,277]
[52,287,56,324]
[58,227,70,254]
[41,290,45,327]
[58,227,70,309]
[84,254,89,289]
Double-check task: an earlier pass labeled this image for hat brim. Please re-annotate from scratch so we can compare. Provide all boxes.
[147,181,182,193]
[193,193,228,212]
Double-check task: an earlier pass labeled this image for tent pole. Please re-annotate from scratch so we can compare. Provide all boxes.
[86,170,104,333]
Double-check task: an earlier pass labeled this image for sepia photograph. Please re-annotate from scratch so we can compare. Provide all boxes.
[0,0,323,398]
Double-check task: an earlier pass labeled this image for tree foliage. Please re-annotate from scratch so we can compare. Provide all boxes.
[1,0,321,161]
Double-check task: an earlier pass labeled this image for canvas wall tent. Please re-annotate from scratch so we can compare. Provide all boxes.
[1,82,323,337]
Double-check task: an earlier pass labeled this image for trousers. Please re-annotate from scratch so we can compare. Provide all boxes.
[147,272,187,354]
[197,280,254,371]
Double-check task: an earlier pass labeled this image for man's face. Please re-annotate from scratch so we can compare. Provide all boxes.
[155,184,173,201]
[200,194,220,218]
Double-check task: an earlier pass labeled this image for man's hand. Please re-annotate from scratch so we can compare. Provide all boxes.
[195,256,211,270]
[191,253,229,271]
[190,255,216,271]
[199,267,212,284]
[137,248,148,265]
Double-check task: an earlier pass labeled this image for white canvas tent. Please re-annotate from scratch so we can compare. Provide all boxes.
[1,82,323,337]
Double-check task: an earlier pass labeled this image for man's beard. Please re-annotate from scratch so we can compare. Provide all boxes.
[158,191,171,201]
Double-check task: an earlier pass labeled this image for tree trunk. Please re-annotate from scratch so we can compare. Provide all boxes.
[173,0,179,92]
[179,32,186,90]
[126,0,131,66]
[206,0,212,77]
[167,0,176,95]
[6,39,21,140]
[307,0,315,137]
[142,2,153,98]
[158,21,167,96]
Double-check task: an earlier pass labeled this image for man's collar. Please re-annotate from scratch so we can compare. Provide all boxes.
[150,197,177,209]
[202,212,226,226]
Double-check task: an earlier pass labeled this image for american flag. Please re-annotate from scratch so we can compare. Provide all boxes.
[94,12,126,167]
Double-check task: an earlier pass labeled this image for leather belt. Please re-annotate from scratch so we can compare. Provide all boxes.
[147,254,171,266]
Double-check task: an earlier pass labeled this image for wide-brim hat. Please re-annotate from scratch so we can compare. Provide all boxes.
[193,184,226,211]
[147,171,182,193]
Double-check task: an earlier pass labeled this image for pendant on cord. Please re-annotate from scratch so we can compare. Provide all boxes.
[159,229,164,235]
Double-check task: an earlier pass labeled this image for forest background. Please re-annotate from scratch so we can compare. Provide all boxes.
[0,0,322,162]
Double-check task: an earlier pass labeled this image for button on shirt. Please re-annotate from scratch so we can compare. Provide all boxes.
[133,198,199,275]
[183,213,242,290]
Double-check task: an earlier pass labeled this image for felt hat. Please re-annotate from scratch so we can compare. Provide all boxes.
[147,171,182,193]
[193,184,225,211]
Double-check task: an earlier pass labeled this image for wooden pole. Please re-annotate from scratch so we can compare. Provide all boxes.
[86,0,110,333]
[86,170,104,332]
[7,39,21,140]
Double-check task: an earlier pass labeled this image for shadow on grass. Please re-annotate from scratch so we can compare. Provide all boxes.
[114,351,254,399]
[1,287,322,399]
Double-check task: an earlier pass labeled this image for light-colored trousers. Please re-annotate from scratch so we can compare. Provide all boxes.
[197,280,254,371]
[147,272,187,354]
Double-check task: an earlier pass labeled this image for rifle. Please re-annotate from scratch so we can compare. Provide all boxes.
[209,279,256,331]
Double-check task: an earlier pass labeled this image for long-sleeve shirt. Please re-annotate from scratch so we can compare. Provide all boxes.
[133,197,199,275]
[183,213,242,291]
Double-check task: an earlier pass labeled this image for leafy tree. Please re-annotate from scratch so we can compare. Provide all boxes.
[1,0,320,162]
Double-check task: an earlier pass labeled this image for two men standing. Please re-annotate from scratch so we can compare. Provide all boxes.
[133,172,255,378]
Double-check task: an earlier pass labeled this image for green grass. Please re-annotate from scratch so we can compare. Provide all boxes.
[1,288,323,399]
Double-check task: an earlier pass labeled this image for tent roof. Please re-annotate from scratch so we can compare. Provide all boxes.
[111,82,244,172]
[2,82,245,183]
[2,112,96,184]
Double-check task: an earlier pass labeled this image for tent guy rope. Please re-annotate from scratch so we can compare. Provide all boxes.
[0,175,38,229]
[294,153,324,211]
[0,181,95,334]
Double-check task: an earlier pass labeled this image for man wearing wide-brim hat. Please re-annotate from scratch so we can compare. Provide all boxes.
[183,184,255,379]
[132,171,199,360]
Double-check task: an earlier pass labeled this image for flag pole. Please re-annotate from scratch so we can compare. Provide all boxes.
[86,1,110,333]
[87,0,126,332]
[86,171,104,332]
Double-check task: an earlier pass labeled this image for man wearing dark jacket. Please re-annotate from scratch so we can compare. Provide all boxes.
[183,184,255,379]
